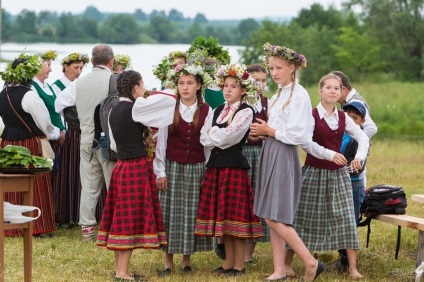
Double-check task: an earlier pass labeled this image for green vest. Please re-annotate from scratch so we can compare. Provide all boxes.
[204,88,225,110]
[32,81,65,130]
[53,79,66,92]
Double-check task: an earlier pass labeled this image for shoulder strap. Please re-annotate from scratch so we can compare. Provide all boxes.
[53,80,66,91]
[108,73,119,96]
[5,88,35,136]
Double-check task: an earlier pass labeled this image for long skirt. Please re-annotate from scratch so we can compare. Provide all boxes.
[1,137,56,236]
[159,160,213,255]
[195,167,263,240]
[67,128,82,223]
[50,137,69,224]
[96,157,167,250]
[253,137,301,225]
[243,145,270,242]
[292,166,360,251]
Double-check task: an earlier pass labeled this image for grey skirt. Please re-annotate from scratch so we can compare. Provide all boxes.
[253,137,301,225]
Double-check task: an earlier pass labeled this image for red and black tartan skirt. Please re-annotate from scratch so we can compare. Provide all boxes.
[195,167,263,240]
[96,156,167,251]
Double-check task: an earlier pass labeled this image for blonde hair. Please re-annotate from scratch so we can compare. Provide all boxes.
[318,73,343,91]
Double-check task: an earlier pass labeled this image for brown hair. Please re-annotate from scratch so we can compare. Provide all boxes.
[331,70,352,90]
[170,73,204,132]
[116,70,142,101]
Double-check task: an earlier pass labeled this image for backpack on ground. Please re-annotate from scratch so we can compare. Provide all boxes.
[358,184,408,256]
[91,73,119,162]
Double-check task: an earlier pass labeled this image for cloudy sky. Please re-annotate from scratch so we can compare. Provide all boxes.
[4,0,344,20]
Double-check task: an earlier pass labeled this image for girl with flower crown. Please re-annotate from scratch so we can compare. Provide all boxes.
[194,63,264,277]
[96,70,176,281]
[113,54,131,74]
[153,64,214,277]
[251,43,324,281]
[51,52,89,227]
[0,54,61,237]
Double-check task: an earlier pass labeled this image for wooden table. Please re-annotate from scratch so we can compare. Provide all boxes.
[412,194,424,204]
[0,173,35,282]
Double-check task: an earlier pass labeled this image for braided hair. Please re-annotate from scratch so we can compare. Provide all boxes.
[170,73,204,132]
[116,70,142,101]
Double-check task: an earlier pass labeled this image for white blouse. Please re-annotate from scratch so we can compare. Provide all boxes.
[153,101,213,178]
[200,101,253,150]
[267,83,312,145]
[301,102,370,161]
[51,76,72,96]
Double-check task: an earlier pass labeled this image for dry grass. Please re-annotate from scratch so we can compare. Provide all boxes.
[3,139,424,282]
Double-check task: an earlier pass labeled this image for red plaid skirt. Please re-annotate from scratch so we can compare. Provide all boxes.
[96,157,167,250]
[195,167,263,239]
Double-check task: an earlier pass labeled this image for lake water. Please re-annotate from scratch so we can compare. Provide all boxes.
[0,43,243,90]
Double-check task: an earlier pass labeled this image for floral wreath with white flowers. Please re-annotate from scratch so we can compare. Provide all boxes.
[153,51,187,82]
[61,53,89,65]
[262,42,307,70]
[39,50,58,61]
[165,64,214,93]
[215,63,261,105]
[113,54,131,71]
[0,53,43,85]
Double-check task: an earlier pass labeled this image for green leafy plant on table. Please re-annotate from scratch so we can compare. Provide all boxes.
[0,145,52,168]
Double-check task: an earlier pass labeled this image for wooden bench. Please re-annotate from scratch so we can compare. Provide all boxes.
[363,195,424,266]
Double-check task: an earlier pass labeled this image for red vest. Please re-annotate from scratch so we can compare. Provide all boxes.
[305,108,345,170]
[166,104,209,164]
[246,94,268,146]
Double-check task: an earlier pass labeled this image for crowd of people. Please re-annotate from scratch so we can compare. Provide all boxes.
[0,36,376,282]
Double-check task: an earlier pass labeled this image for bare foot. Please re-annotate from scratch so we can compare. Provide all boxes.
[350,271,364,280]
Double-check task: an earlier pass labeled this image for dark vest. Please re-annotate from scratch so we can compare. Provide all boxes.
[246,94,268,146]
[0,86,44,140]
[166,104,209,164]
[206,103,254,169]
[109,100,147,160]
[304,108,345,170]
[32,81,65,130]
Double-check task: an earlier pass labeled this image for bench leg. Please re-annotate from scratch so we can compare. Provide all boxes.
[418,230,424,266]
[395,226,401,260]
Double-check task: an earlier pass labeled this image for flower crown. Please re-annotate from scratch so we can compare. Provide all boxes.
[113,54,131,71]
[39,50,58,61]
[262,43,307,69]
[61,53,89,65]
[165,64,214,93]
[186,49,220,78]
[187,36,231,65]
[153,51,187,81]
[0,53,43,84]
[215,63,261,105]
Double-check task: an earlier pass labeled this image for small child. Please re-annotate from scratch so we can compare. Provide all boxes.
[341,101,368,223]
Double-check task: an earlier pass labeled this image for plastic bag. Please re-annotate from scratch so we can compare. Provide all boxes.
[3,201,41,224]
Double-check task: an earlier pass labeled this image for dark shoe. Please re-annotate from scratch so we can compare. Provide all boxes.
[314,261,325,280]
[214,242,226,260]
[212,266,233,274]
[182,265,193,273]
[325,258,348,273]
[34,233,54,238]
[227,268,246,277]
[158,268,171,278]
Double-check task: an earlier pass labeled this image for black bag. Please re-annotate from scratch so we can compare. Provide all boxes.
[359,184,407,224]
[358,184,408,259]
[91,73,119,162]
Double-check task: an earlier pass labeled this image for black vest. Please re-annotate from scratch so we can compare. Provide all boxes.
[206,103,253,169]
[108,100,147,160]
[0,86,44,140]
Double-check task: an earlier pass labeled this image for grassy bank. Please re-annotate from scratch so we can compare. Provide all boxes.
[3,139,423,281]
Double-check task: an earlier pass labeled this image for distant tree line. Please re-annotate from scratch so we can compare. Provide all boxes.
[2,0,423,84]
[1,6,259,45]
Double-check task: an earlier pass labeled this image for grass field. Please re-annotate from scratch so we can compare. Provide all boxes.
[3,138,423,282]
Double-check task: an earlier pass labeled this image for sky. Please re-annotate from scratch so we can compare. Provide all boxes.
[4,0,344,20]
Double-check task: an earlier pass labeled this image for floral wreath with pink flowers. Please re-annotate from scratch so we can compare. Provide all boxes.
[215,63,260,105]
[166,64,214,93]
[262,42,307,69]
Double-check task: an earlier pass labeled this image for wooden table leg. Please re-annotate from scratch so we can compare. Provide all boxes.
[0,188,5,282]
[22,176,34,282]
